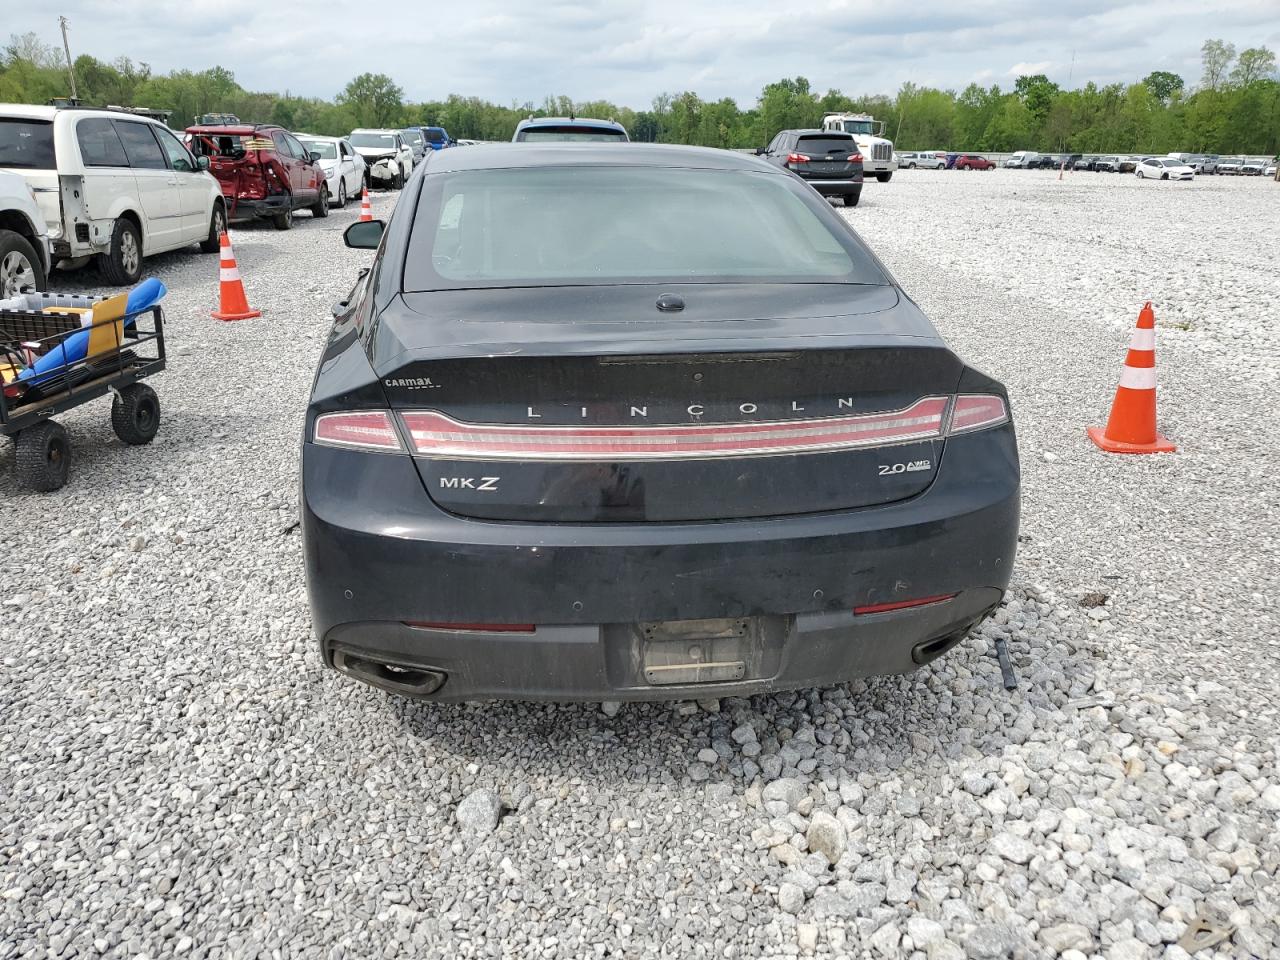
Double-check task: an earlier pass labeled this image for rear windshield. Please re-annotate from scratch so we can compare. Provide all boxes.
[795,136,857,154]
[404,166,885,291]
[424,129,446,143]
[351,133,397,149]
[300,139,337,159]
[402,130,423,144]
[188,133,272,158]
[515,125,627,142]
[0,118,55,169]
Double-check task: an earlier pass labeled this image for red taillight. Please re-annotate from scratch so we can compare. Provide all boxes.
[854,593,956,615]
[850,153,863,163]
[786,152,811,164]
[400,397,950,461]
[313,411,403,451]
[950,395,1008,435]
[403,621,535,633]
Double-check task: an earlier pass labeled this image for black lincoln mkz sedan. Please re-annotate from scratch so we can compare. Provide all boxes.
[302,143,1019,701]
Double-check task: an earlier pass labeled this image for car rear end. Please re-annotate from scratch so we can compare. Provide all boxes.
[302,150,1018,701]
[0,111,65,254]
[186,126,288,222]
[782,133,863,205]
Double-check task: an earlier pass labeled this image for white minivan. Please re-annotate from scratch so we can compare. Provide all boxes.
[1004,151,1040,168]
[0,104,226,285]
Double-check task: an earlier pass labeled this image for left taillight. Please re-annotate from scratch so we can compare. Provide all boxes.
[786,152,811,164]
[312,411,404,452]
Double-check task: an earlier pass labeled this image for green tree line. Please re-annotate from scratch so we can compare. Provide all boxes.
[2,33,1276,155]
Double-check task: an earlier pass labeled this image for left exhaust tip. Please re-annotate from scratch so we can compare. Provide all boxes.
[332,648,447,696]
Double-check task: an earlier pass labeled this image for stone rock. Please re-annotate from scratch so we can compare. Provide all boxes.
[600,701,621,717]
[455,789,503,838]
[806,810,846,864]
[989,831,1036,864]
[964,922,1024,958]
[797,923,818,954]
[1040,923,1094,954]
[778,882,805,915]
[762,777,807,810]
[907,917,945,949]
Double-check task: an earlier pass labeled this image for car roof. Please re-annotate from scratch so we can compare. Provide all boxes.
[421,142,783,175]
[0,103,167,123]
[296,133,340,141]
[516,116,625,132]
[186,124,275,134]
[781,129,853,137]
[351,128,400,134]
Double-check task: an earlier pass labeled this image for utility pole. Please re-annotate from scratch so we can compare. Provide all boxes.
[58,16,78,102]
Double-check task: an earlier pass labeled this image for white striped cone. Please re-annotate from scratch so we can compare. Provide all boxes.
[359,188,373,222]
[211,232,261,321]
[1086,301,1175,453]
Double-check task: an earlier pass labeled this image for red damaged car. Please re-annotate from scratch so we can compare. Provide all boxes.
[185,123,328,230]
[954,154,996,170]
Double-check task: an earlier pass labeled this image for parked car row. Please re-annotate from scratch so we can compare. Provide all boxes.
[0,101,467,288]
[895,152,997,170]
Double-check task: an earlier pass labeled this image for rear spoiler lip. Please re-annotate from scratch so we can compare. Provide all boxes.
[373,286,958,377]
[372,330,948,378]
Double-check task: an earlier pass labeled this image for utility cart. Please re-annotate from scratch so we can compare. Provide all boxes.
[1,283,166,492]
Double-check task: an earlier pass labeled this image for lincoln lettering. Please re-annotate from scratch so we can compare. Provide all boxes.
[524,397,863,420]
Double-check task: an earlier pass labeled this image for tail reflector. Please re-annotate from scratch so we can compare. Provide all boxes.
[404,621,535,633]
[854,593,956,615]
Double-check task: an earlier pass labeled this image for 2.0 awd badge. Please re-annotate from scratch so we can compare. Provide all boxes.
[878,459,931,475]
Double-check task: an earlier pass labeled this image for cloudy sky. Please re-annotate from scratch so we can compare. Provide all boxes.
[12,1,1280,107]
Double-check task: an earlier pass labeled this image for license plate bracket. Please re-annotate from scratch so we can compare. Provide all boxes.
[641,618,750,685]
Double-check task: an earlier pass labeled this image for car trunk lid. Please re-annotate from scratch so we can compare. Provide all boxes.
[375,284,964,522]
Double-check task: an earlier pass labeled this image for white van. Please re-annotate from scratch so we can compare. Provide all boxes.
[0,104,226,285]
[1004,151,1040,168]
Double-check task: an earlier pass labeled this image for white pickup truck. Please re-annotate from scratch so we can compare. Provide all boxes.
[0,169,50,296]
[821,113,897,182]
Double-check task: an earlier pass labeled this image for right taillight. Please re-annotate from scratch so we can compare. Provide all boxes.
[850,153,863,163]
[948,395,1008,435]
[313,411,404,451]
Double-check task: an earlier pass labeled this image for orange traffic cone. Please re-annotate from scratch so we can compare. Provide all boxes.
[1087,302,1176,454]
[358,187,373,222]
[210,232,261,321]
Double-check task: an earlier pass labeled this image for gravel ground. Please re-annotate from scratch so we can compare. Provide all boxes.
[2,172,1278,960]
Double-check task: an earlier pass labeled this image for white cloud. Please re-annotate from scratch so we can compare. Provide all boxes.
[1008,61,1054,77]
[9,0,1278,107]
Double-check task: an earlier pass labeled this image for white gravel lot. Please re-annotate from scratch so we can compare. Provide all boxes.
[2,171,1278,960]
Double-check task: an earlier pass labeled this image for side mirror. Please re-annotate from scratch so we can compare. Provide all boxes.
[344,220,385,249]
[755,147,766,155]
[309,151,322,164]
[196,156,210,171]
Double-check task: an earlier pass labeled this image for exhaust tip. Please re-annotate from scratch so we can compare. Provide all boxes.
[332,648,447,697]
[910,629,967,666]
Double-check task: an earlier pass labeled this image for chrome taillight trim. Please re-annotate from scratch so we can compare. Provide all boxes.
[400,397,952,462]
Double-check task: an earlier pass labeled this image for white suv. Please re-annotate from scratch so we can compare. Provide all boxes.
[0,169,50,296]
[0,104,226,285]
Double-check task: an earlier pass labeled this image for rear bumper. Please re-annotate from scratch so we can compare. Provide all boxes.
[225,193,290,222]
[302,425,1020,700]
[802,179,864,197]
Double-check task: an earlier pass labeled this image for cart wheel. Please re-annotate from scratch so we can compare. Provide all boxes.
[16,421,71,492]
[111,383,161,446]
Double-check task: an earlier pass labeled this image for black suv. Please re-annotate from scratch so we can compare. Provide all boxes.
[758,130,864,206]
